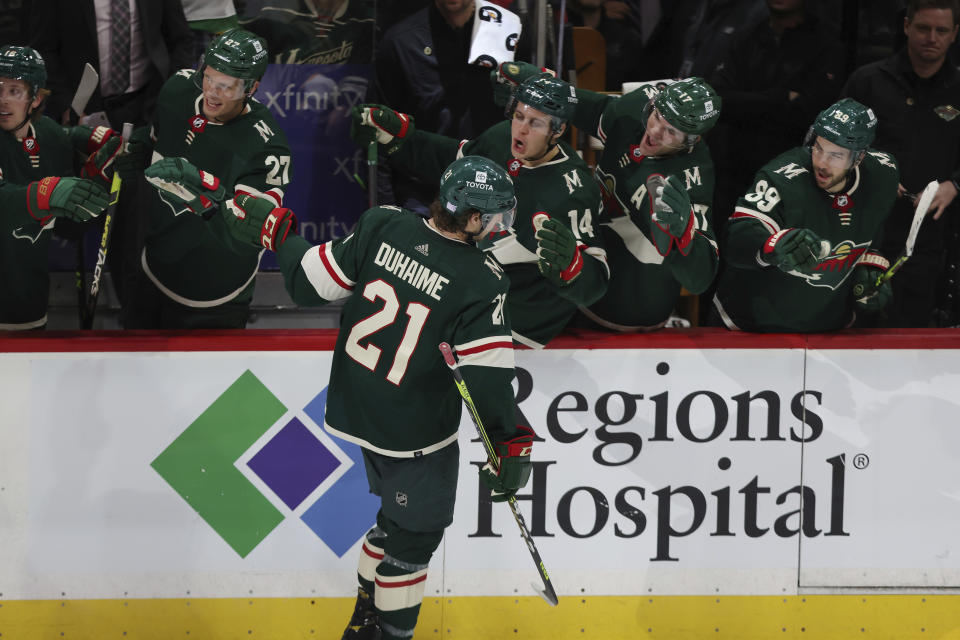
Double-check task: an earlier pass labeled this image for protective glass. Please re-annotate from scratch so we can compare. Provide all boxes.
[645,105,688,150]
[512,104,552,135]
[478,203,517,237]
[0,80,32,102]
[197,66,248,101]
[809,135,856,171]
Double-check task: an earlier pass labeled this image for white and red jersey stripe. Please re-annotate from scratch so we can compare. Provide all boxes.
[300,241,355,301]
[729,206,781,236]
[454,335,515,369]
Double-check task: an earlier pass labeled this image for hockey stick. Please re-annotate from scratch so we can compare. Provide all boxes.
[72,63,100,326]
[367,140,378,208]
[71,63,99,119]
[82,122,132,329]
[853,180,938,299]
[438,342,559,607]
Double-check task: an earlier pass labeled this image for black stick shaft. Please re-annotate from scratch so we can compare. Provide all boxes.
[438,342,559,606]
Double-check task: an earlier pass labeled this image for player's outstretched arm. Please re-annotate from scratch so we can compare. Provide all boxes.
[350,103,459,185]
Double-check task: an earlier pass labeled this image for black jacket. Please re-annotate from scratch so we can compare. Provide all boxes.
[844,50,960,250]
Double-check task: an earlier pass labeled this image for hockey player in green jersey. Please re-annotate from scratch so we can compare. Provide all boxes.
[0,46,111,329]
[349,72,609,348]
[122,28,292,329]
[157,154,532,640]
[713,98,899,332]
[495,64,722,330]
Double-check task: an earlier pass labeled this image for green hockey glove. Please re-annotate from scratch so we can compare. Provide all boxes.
[852,265,892,313]
[114,126,154,180]
[762,227,828,274]
[224,193,298,251]
[490,60,544,107]
[534,213,583,285]
[26,177,109,223]
[649,174,695,256]
[349,104,415,155]
[480,426,535,502]
[144,157,226,215]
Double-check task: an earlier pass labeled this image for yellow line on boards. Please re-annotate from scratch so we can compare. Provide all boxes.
[1,595,959,639]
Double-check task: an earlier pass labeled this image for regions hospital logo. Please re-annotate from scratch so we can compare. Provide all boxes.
[151,370,378,558]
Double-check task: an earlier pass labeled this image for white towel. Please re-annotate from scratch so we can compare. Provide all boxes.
[468,1,522,68]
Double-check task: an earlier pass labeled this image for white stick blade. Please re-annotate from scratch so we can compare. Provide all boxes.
[906,180,939,256]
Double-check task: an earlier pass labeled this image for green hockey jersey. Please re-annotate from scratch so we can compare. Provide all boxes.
[277,206,517,457]
[144,69,292,307]
[714,146,899,332]
[571,85,718,330]
[0,117,74,329]
[391,120,609,348]
[241,0,375,65]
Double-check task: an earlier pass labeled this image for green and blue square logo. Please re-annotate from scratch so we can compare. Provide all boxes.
[151,370,379,558]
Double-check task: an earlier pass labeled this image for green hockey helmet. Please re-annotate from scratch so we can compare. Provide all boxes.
[0,45,47,98]
[650,77,721,138]
[508,73,577,133]
[196,28,268,98]
[809,98,877,153]
[439,156,517,235]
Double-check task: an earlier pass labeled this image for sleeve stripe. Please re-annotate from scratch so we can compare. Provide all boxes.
[301,243,355,300]
[263,188,284,207]
[456,336,515,369]
[731,207,780,235]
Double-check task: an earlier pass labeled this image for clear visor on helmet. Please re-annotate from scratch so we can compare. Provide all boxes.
[195,63,250,101]
[478,202,517,237]
[641,100,699,153]
[511,102,555,135]
[0,79,33,103]
[804,128,859,171]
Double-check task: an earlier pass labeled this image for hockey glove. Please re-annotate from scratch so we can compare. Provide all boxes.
[852,265,892,314]
[144,157,226,216]
[491,60,545,107]
[114,126,154,180]
[648,174,695,256]
[480,426,535,502]
[534,213,583,285]
[26,177,109,223]
[762,227,828,274]
[224,193,298,251]
[81,134,123,185]
[349,104,415,155]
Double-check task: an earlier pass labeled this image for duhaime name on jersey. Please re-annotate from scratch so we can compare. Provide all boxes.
[470,362,854,563]
[374,241,449,301]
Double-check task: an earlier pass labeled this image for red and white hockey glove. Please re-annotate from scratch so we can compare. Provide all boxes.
[225,193,298,251]
[349,104,415,155]
[534,213,584,285]
[480,426,535,502]
[144,157,226,215]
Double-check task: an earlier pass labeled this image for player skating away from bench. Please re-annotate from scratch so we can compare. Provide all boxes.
[0,46,115,329]
[151,154,536,640]
[350,72,609,348]
[712,98,899,332]
[498,64,721,331]
[119,28,291,329]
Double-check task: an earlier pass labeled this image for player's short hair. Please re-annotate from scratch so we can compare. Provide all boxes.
[907,0,960,25]
[429,200,475,234]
